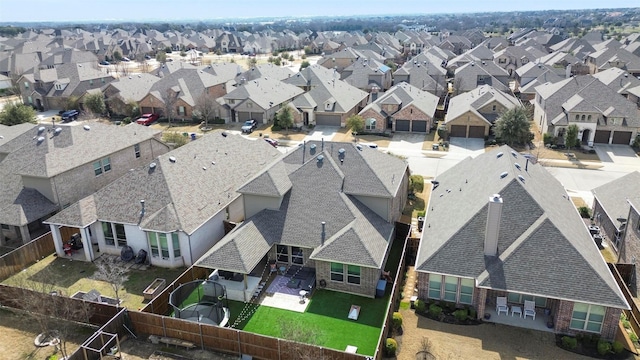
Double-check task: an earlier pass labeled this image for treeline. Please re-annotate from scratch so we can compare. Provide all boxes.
[0,26,27,37]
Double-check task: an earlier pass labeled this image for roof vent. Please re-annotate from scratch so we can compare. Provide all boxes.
[83,125,91,131]
[338,148,345,155]
[54,127,62,135]
[169,156,176,163]
[38,126,45,133]
[356,144,363,151]
[514,162,521,170]
[317,155,324,162]
[149,162,157,169]
[511,151,518,158]
[518,175,525,182]
[37,136,45,143]
[310,144,316,150]
[221,132,228,137]
[496,152,503,158]
[500,171,508,178]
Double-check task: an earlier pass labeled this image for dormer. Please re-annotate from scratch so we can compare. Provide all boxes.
[54,78,70,91]
[324,97,336,111]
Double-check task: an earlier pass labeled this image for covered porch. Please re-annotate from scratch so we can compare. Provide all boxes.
[483,307,553,333]
[48,224,99,262]
[483,289,557,333]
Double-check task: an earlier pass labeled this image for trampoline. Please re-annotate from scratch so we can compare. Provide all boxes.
[169,280,230,327]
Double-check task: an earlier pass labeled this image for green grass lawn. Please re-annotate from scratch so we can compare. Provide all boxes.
[241,290,387,356]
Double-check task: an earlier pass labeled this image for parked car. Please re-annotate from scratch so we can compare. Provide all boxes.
[135,113,160,126]
[264,138,278,147]
[144,55,152,60]
[61,110,79,122]
[122,57,130,62]
[241,119,258,133]
[99,61,110,66]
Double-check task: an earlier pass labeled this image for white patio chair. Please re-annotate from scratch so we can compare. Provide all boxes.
[496,296,509,315]
[524,300,536,320]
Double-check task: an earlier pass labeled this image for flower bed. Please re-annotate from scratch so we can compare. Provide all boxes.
[556,334,630,359]
[413,299,482,325]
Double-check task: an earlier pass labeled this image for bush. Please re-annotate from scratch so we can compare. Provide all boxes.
[271,124,282,131]
[543,133,553,145]
[630,332,638,343]
[428,304,442,318]
[612,341,624,354]
[468,308,477,319]
[561,336,577,349]
[597,340,612,355]
[392,312,403,330]
[578,206,591,218]
[416,210,426,218]
[212,117,226,124]
[385,338,398,357]
[453,308,468,322]
[409,174,425,193]
[414,299,426,313]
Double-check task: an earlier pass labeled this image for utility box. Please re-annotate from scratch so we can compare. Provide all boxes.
[376,279,387,298]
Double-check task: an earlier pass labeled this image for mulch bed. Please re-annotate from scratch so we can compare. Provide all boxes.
[555,335,633,359]
[415,309,483,326]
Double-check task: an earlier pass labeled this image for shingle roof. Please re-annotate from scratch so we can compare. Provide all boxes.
[415,145,628,309]
[224,77,304,110]
[592,171,640,228]
[445,85,520,124]
[291,76,367,114]
[360,82,439,120]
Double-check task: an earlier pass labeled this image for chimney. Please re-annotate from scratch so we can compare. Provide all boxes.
[321,222,326,244]
[484,194,503,256]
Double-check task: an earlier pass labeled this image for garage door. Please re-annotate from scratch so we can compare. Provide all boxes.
[315,114,341,126]
[450,125,466,137]
[612,131,632,145]
[237,112,253,122]
[411,120,427,133]
[396,120,410,132]
[468,126,485,138]
[593,130,610,143]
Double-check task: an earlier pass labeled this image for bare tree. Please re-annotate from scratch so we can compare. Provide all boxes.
[193,91,217,129]
[93,257,128,305]
[162,88,180,126]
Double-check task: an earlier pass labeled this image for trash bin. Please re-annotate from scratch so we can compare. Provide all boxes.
[417,217,425,231]
[190,133,196,141]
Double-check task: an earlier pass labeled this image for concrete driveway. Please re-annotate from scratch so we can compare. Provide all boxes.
[304,126,339,141]
[446,137,485,158]
[594,144,639,167]
[386,133,426,154]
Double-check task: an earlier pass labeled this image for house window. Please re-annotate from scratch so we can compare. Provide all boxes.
[291,246,303,265]
[575,114,579,121]
[24,82,29,89]
[499,58,506,64]
[587,115,592,121]
[330,262,344,282]
[27,96,33,104]
[172,233,180,258]
[277,244,288,262]
[89,79,93,85]
[228,99,235,104]
[365,118,376,130]
[428,274,442,299]
[581,115,585,121]
[134,144,140,158]
[570,303,605,333]
[148,232,172,259]
[1,224,9,230]
[444,276,457,301]
[93,157,111,176]
[507,293,547,307]
[492,105,497,112]
[459,278,474,304]
[101,78,105,84]
[178,106,185,116]
[102,222,127,247]
[247,102,252,108]
[347,265,360,285]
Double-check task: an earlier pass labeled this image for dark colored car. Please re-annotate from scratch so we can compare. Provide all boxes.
[264,138,278,147]
[241,119,258,133]
[99,60,110,66]
[61,110,79,122]
[135,113,160,126]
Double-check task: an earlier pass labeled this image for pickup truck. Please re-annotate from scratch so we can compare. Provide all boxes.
[135,113,160,126]
[61,110,79,122]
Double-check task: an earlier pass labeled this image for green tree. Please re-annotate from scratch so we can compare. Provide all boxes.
[156,51,167,63]
[247,57,257,68]
[84,93,106,116]
[0,102,36,125]
[277,106,294,132]
[385,60,397,72]
[112,51,122,62]
[493,106,532,146]
[565,124,579,150]
[299,60,310,71]
[303,46,312,55]
[346,114,364,139]
[409,175,425,193]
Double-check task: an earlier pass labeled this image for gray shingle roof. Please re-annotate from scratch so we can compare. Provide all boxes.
[224,77,304,110]
[592,171,640,227]
[446,85,520,125]
[291,76,368,114]
[415,145,628,309]
[361,82,439,120]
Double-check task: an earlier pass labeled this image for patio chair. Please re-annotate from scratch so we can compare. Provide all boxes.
[524,300,536,320]
[496,296,509,315]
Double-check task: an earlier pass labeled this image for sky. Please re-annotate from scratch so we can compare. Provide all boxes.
[0,0,636,23]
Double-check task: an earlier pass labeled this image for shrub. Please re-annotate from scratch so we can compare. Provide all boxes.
[629,332,638,343]
[385,338,398,357]
[578,206,591,218]
[414,299,426,313]
[212,117,226,124]
[428,304,442,318]
[416,210,426,218]
[271,124,282,131]
[409,174,425,193]
[443,301,456,313]
[392,312,403,330]
[453,308,468,322]
[597,340,612,355]
[561,336,577,349]
[612,341,624,354]
[543,133,553,145]
[468,308,477,319]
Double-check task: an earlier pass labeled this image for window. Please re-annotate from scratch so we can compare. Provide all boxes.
[27,96,33,104]
[247,102,252,108]
[93,157,111,176]
[228,99,235,104]
[587,115,592,121]
[2,224,10,230]
[499,58,506,64]
[459,278,474,304]
[581,115,585,121]
[291,246,303,265]
[507,293,547,307]
[347,265,360,285]
[148,232,175,259]
[365,118,376,130]
[428,274,442,299]
[570,303,605,333]
[103,222,114,245]
[89,79,93,85]
[134,144,140,158]
[24,81,29,89]
[575,114,579,121]
[444,276,457,301]
[172,233,180,257]
[276,244,288,263]
[101,78,105,84]
[102,222,126,247]
[114,223,127,247]
[330,262,344,282]
[178,106,185,116]
[492,104,497,112]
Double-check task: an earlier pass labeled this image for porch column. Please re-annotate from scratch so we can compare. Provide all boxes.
[243,274,249,302]
[475,288,487,320]
[608,131,614,145]
[80,227,94,262]
[50,224,64,257]
[19,225,31,244]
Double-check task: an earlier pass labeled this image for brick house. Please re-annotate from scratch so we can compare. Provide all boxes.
[358,82,439,133]
[415,146,628,340]
[0,122,169,245]
[196,141,409,299]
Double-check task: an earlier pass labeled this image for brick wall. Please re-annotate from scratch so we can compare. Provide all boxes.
[315,261,378,298]
[446,110,490,137]
[622,207,640,294]
[592,198,619,253]
[554,300,621,341]
[394,104,434,133]
[358,108,386,133]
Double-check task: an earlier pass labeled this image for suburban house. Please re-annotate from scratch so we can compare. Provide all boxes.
[223,77,304,124]
[44,131,281,268]
[592,171,640,294]
[445,85,520,138]
[316,48,365,72]
[18,62,116,111]
[415,145,629,340]
[341,57,393,92]
[592,67,640,101]
[0,122,168,245]
[195,141,409,300]
[102,73,160,116]
[493,46,546,77]
[358,82,439,133]
[533,75,639,145]
[515,62,564,101]
[453,60,511,94]
[586,46,640,77]
[235,63,295,83]
[393,53,448,97]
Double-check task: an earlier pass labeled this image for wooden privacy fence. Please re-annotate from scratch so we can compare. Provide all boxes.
[609,263,640,354]
[0,227,76,281]
[140,265,209,315]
